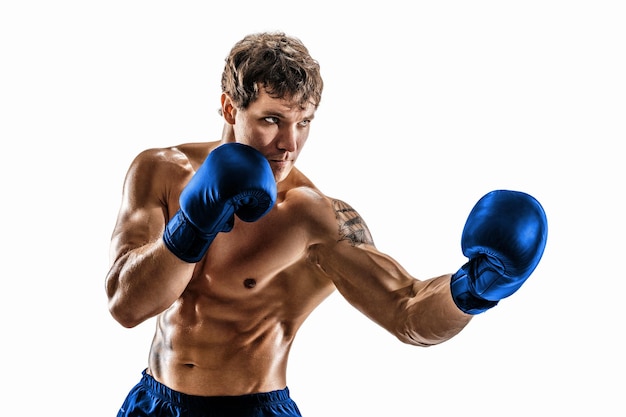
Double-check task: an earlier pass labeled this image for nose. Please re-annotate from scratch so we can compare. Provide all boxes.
[276,125,298,152]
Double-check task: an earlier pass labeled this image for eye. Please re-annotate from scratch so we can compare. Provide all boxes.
[299,119,311,127]
[264,116,279,124]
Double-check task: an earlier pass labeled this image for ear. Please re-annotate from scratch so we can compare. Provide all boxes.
[220,93,237,125]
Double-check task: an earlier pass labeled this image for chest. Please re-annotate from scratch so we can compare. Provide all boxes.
[189,204,311,296]
[171,191,337,329]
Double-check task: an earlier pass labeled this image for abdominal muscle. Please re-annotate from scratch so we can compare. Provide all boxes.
[147,289,296,396]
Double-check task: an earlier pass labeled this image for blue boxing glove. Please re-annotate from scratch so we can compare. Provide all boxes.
[163,143,277,263]
[450,190,548,314]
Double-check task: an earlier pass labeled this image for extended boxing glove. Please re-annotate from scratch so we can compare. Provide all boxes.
[163,143,277,263]
[450,190,548,314]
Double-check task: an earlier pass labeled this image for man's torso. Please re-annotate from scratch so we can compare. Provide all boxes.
[147,143,338,396]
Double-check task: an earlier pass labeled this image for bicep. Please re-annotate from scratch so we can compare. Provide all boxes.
[306,197,419,327]
[308,197,415,298]
[109,203,166,265]
[109,152,178,264]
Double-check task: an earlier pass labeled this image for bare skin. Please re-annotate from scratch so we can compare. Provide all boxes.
[106,88,472,397]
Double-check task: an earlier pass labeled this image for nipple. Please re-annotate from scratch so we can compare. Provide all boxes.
[243,278,257,289]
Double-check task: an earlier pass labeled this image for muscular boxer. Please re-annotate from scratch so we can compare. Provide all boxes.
[106,32,547,417]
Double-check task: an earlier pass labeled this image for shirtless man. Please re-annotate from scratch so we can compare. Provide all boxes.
[106,32,548,417]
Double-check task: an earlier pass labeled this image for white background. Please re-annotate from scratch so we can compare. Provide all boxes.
[1,1,624,415]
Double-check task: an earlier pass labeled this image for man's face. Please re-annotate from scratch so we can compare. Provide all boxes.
[224,88,316,183]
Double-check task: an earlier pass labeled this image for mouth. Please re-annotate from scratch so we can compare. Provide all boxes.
[269,159,291,168]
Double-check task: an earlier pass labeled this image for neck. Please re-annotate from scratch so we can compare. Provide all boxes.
[221,123,235,141]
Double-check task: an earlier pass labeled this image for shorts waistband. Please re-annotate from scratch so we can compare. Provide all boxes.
[140,369,292,409]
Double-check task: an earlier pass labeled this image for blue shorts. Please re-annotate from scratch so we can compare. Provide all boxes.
[117,370,302,417]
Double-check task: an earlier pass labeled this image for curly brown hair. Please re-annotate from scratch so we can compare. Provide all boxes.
[221,32,323,112]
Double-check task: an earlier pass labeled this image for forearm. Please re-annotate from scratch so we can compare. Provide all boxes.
[342,271,471,347]
[309,243,471,347]
[394,275,472,346]
[106,239,195,328]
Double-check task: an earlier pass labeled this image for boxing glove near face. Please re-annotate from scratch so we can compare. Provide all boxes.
[163,143,277,263]
[450,190,548,314]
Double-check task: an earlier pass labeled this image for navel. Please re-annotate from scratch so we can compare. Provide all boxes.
[243,278,257,289]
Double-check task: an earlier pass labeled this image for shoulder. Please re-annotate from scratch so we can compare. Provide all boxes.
[127,141,217,184]
[121,142,216,211]
[130,141,213,172]
[329,198,375,247]
[281,170,375,248]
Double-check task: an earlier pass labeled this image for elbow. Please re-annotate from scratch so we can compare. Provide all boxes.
[393,313,464,348]
[394,329,441,347]
[110,310,143,329]
[108,300,144,329]
[105,272,146,328]
[384,312,440,347]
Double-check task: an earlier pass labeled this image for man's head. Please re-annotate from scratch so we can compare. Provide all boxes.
[221,32,323,112]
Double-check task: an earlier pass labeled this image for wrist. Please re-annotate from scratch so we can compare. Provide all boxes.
[450,262,499,315]
[162,209,216,263]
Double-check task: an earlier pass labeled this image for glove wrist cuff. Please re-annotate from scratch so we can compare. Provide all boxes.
[450,263,499,314]
[163,209,216,263]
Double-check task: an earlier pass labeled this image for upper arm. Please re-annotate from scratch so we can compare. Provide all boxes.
[109,148,190,265]
[307,196,412,291]
[307,197,419,328]
[308,197,414,293]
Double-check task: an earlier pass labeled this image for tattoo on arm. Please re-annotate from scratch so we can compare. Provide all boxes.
[332,199,375,247]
